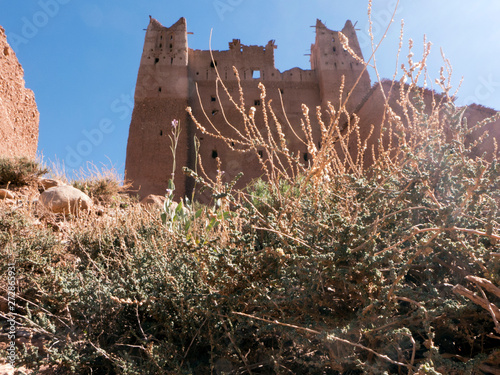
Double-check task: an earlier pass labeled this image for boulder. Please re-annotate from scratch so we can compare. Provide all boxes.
[140,194,166,208]
[39,178,65,190]
[0,189,14,200]
[39,185,92,215]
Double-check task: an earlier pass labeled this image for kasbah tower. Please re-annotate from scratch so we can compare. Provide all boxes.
[125,16,371,200]
[125,16,499,201]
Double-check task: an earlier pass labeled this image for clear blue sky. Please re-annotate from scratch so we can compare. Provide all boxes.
[1,1,499,179]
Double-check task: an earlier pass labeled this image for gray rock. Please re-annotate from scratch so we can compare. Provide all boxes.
[39,178,65,190]
[39,185,92,215]
[140,194,166,208]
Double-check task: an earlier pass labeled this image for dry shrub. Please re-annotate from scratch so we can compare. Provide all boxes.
[3,2,500,374]
[71,162,130,205]
[0,157,48,187]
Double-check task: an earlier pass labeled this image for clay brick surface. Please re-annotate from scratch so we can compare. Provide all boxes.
[0,26,39,159]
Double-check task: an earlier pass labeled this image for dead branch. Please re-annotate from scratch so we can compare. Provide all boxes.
[466,276,500,299]
[452,284,500,334]
[233,311,411,369]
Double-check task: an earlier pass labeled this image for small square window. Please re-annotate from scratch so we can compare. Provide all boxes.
[211,96,216,102]
[254,100,261,106]
[252,70,261,79]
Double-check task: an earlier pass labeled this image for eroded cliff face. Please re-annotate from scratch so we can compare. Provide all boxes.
[0,26,39,159]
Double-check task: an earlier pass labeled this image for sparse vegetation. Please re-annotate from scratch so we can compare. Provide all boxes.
[1,5,500,375]
[0,157,48,187]
[71,163,130,205]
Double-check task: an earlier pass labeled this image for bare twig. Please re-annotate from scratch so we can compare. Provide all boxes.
[478,364,500,375]
[466,276,500,299]
[233,311,411,369]
[221,316,253,374]
[452,284,500,331]
[396,296,433,351]
[180,318,207,368]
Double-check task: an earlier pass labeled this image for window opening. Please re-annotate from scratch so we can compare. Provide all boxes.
[154,58,159,64]
[254,100,261,106]
[212,150,218,159]
[258,150,263,158]
[252,70,261,79]
[211,96,216,102]
[210,60,217,68]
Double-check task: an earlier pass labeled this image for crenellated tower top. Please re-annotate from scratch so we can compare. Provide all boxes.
[311,19,371,111]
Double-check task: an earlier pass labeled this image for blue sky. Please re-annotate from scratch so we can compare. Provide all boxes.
[1,1,499,179]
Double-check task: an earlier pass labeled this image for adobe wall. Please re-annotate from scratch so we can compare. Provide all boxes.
[187,46,324,197]
[463,104,500,160]
[0,26,39,159]
[125,18,190,198]
[341,80,500,168]
[124,17,371,200]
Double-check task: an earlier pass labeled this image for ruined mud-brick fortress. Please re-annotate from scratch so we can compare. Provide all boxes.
[125,17,499,200]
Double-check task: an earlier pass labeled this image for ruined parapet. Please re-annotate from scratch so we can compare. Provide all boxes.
[0,26,39,159]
